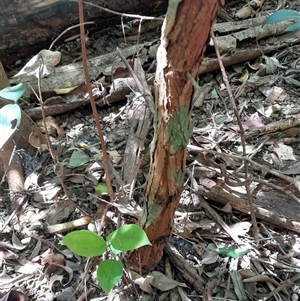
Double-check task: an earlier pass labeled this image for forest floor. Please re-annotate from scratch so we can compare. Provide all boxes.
[1,0,300,300]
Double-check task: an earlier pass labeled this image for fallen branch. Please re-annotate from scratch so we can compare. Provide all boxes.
[25,77,145,120]
[200,30,300,74]
[202,184,300,234]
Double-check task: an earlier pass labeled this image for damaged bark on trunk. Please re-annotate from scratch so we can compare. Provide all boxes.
[130,0,223,270]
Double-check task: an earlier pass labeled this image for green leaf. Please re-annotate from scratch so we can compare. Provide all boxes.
[60,230,107,257]
[0,83,25,102]
[97,259,123,292]
[107,224,151,252]
[0,104,22,148]
[68,149,90,167]
[263,9,300,32]
[210,88,219,99]
[215,115,227,125]
[108,243,122,256]
[94,183,108,195]
[214,248,249,258]
[283,77,300,87]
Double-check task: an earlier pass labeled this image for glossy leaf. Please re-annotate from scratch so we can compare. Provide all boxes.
[214,248,249,258]
[108,243,122,256]
[97,259,123,292]
[263,9,300,32]
[61,230,107,257]
[0,104,22,148]
[0,83,25,102]
[107,224,151,252]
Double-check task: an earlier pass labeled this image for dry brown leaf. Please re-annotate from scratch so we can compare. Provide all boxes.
[151,271,188,291]
[0,290,25,301]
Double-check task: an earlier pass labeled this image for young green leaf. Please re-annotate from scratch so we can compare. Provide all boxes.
[61,230,107,257]
[214,248,249,258]
[0,104,22,148]
[107,224,151,252]
[108,243,122,256]
[94,183,108,195]
[97,259,123,292]
[0,83,25,102]
[263,9,300,32]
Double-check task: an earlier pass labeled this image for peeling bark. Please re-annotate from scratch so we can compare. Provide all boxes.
[131,0,224,270]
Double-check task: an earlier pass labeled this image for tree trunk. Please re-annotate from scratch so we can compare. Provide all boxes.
[132,0,223,270]
[0,0,167,65]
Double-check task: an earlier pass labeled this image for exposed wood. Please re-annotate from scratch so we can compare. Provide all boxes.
[0,0,168,65]
[202,184,300,234]
[130,0,223,271]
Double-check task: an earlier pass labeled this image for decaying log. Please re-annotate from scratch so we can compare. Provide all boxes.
[10,43,150,96]
[200,29,300,75]
[10,28,300,99]
[203,184,300,234]
[25,77,141,120]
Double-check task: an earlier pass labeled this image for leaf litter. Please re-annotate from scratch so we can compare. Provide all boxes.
[1,0,300,300]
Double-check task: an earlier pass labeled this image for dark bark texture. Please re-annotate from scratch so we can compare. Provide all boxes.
[0,0,167,65]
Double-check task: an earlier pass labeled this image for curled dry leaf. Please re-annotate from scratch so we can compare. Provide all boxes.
[265,86,287,104]
[229,221,252,237]
[28,129,40,149]
[49,274,64,293]
[0,290,25,301]
[29,239,42,260]
[150,271,188,291]
[45,116,64,137]
[13,49,61,78]
[44,200,74,225]
[47,264,73,289]
[201,243,219,265]
[128,270,153,294]
[40,249,65,266]
[11,233,30,250]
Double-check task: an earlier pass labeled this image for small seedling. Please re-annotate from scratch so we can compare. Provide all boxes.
[60,224,151,292]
